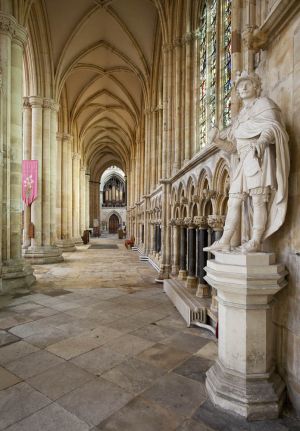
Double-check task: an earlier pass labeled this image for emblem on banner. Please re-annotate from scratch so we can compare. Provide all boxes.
[22,160,38,206]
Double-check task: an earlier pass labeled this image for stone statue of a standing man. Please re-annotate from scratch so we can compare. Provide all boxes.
[205,71,290,253]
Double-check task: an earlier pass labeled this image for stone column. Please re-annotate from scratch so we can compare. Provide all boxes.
[42,99,51,247]
[28,96,43,248]
[85,169,90,229]
[186,217,197,289]
[171,219,180,275]
[72,152,82,244]
[205,252,287,420]
[157,223,161,254]
[50,102,59,246]
[158,181,171,279]
[56,133,63,241]
[194,216,210,298]
[207,215,225,313]
[56,134,76,252]
[22,97,31,249]
[178,219,187,280]
[152,221,157,254]
[80,166,86,235]
[24,98,63,264]
[0,13,35,292]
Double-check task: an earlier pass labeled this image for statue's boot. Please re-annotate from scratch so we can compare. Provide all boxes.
[240,194,267,253]
[203,240,230,252]
[204,196,243,252]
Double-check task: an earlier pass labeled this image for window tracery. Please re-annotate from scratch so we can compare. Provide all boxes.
[198,0,232,147]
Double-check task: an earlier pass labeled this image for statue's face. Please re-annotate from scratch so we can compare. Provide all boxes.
[237,79,256,100]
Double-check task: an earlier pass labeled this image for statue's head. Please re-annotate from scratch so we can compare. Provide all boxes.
[234,71,262,99]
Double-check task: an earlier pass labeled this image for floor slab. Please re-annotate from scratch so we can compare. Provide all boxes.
[0,237,298,431]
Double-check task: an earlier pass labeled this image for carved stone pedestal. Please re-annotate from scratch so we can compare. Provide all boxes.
[204,251,287,420]
[23,246,64,264]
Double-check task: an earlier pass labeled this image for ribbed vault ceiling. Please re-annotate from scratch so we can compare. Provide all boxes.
[44,0,158,179]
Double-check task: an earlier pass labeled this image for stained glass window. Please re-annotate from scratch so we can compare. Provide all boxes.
[208,0,217,128]
[223,0,232,127]
[199,3,207,147]
[198,0,232,147]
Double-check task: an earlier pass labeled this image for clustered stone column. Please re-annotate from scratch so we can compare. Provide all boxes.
[171,219,180,275]
[0,12,35,291]
[185,217,197,289]
[56,134,76,252]
[80,166,89,236]
[72,152,82,244]
[194,216,210,298]
[178,218,187,280]
[23,97,63,264]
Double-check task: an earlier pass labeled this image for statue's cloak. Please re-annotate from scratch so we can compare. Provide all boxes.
[231,97,290,240]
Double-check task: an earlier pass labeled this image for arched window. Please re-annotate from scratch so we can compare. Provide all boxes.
[222,0,232,127]
[199,2,207,145]
[198,0,232,148]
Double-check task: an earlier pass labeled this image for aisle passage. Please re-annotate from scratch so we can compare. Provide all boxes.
[0,238,298,430]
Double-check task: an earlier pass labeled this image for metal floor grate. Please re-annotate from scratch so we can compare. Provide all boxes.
[89,244,118,249]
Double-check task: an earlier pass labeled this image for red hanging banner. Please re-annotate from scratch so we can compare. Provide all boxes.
[22,160,38,206]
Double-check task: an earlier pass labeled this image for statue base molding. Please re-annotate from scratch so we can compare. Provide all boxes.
[206,360,285,421]
[204,251,288,420]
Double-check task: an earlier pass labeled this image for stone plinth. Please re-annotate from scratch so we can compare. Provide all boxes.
[204,251,287,421]
[56,239,76,253]
[23,246,64,264]
[73,237,83,245]
[1,259,36,294]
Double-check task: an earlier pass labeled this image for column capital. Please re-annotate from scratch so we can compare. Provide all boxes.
[56,132,64,141]
[0,13,15,38]
[14,23,28,47]
[72,152,81,161]
[184,217,196,228]
[43,98,52,110]
[173,37,182,48]
[208,215,226,231]
[176,218,185,226]
[43,98,59,112]
[183,32,193,45]
[169,218,177,226]
[193,216,208,229]
[162,43,172,53]
[203,189,217,200]
[23,97,31,109]
[0,13,27,46]
[29,96,44,107]
[62,133,73,143]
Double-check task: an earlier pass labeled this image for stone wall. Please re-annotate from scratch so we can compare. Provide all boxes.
[256,10,300,413]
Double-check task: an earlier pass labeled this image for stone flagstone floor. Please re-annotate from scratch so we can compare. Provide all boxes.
[0,237,299,431]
